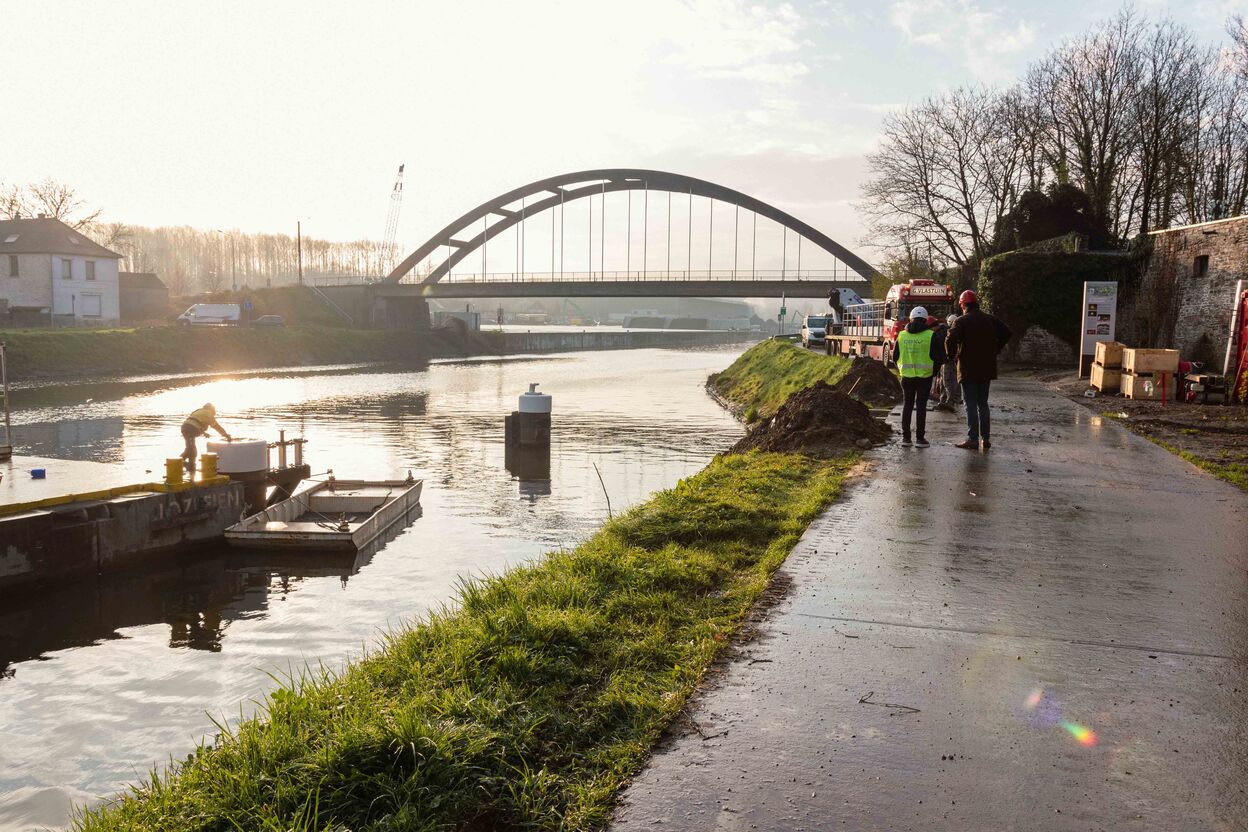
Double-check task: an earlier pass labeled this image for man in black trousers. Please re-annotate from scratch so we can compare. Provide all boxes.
[944,290,1011,450]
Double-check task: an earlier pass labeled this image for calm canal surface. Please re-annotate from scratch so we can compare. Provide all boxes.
[0,345,747,831]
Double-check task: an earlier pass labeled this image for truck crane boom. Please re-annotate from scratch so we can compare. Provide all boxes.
[382,164,405,275]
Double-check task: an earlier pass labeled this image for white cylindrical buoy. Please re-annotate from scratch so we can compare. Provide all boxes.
[518,383,552,414]
[506,384,553,447]
[207,438,269,517]
[206,438,268,474]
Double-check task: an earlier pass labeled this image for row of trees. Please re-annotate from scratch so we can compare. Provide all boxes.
[862,9,1248,272]
[0,180,396,295]
[107,226,397,295]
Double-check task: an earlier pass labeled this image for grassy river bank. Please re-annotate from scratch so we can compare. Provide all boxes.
[75,341,859,831]
[0,325,503,380]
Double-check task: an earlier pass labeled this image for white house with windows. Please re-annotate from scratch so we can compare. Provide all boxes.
[0,216,122,325]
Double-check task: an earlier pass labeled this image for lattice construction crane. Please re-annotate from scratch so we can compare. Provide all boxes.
[382,164,405,274]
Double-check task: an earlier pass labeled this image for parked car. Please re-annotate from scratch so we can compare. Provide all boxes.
[253,315,285,327]
[800,314,830,348]
[176,303,241,326]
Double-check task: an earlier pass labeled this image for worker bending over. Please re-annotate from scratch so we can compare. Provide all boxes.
[180,403,230,474]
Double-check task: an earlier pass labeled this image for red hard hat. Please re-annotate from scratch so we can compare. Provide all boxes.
[927,315,939,326]
[959,289,979,305]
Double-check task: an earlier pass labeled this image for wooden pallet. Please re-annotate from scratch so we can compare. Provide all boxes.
[1122,371,1175,400]
[1094,341,1124,369]
[1123,348,1179,375]
[1091,363,1120,393]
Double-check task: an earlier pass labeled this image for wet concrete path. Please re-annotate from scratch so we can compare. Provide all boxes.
[614,377,1247,831]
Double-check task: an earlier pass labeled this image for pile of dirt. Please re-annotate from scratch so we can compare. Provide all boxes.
[730,380,891,456]
[834,356,902,406]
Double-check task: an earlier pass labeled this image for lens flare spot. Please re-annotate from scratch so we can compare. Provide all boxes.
[1061,720,1098,747]
[1024,688,1044,711]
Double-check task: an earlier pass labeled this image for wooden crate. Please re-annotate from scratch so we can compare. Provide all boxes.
[1122,372,1175,400]
[1123,348,1179,375]
[1090,363,1121,393]
[1094,341,1125,368]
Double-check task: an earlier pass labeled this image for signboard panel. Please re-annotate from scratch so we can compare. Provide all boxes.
[1078,281,1118,377]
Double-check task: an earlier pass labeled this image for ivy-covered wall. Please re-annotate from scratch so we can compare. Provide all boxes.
[978,250,1144,363]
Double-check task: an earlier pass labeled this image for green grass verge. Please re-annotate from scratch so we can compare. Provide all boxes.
[1153,440,1248,492]
[1099,412,1247,492]
[0,325,501,378]
[75,450,857,831]
[708,339,852,419]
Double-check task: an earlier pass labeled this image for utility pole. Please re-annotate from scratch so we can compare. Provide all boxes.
[0,342,11,460]
[297,220,304,285]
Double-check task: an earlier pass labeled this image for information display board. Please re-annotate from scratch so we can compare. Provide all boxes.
[1079,281,1118,377]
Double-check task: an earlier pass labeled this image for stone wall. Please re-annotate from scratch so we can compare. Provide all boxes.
[1013,324,1076,366]
[1127,216,1248,365]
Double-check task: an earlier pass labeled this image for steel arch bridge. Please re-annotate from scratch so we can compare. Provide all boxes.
[384,168,878,292]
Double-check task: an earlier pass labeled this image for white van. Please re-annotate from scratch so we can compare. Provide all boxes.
[177,303,241,326]
[801,315,830,348]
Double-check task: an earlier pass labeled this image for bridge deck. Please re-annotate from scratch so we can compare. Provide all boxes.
[368,279,865,299]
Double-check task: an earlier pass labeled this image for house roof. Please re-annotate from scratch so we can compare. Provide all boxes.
[0,216,122,258]
[119,271,167,290]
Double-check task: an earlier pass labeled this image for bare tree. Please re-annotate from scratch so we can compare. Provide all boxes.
[1027,10,1144,239]
[862,87,1024,268]
[0,184,26,219]
[23,178,102,229]
[864,7,1248,255]
[1129,20,1212,235]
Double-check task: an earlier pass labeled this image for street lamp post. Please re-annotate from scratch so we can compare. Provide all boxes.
[297,221,303,285]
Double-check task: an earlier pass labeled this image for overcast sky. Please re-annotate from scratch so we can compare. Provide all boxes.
[3,0,1246,271]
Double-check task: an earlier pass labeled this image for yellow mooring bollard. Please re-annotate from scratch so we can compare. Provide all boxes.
[200,452,218,480]
[165,458,184,486]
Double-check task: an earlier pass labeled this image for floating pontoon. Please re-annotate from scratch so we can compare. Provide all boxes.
[224,475,422,551]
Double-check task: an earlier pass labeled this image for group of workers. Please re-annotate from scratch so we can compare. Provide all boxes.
[892,289,1012,450]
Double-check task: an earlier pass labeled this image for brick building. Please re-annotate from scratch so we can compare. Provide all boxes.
[0,216,122,325]
[1126,216,1248,365]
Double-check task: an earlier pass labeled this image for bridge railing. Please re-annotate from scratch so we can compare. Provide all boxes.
[310,269,868,288]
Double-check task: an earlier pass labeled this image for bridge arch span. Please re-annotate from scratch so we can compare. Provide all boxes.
[386,169,877,285]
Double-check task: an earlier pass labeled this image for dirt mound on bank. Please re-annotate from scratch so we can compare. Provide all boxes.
[730,381,891,456]
[834,356,902,406]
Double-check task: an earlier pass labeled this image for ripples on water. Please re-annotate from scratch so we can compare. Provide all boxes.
[0,346,746,831]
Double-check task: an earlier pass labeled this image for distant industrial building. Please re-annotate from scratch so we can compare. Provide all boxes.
[0,216,122,325]
[119,271,169,322]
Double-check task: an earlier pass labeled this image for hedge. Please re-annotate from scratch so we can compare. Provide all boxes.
[978,250,1144,350]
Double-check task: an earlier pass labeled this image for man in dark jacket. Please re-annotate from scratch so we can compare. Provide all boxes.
[892,306,947,448]
[945,290,1011,450]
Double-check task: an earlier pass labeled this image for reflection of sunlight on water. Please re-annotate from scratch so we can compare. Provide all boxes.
[0,346,748,830]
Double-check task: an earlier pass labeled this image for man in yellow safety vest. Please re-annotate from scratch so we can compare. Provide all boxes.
[891,306,946,448]
[180,403,231,474]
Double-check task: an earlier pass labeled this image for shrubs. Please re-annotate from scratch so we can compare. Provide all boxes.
[979,250,1143,353]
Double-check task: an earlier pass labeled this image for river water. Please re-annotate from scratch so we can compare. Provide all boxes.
[0,345,747,831]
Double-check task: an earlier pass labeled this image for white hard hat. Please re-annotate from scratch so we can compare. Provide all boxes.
[910,306,928,320]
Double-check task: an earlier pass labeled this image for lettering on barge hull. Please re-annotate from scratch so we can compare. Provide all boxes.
[0,481,245,594]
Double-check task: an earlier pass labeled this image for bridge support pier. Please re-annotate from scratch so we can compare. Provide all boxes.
[370,292,430,330]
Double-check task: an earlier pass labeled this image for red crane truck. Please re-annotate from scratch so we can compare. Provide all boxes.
[825,279,956,366]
